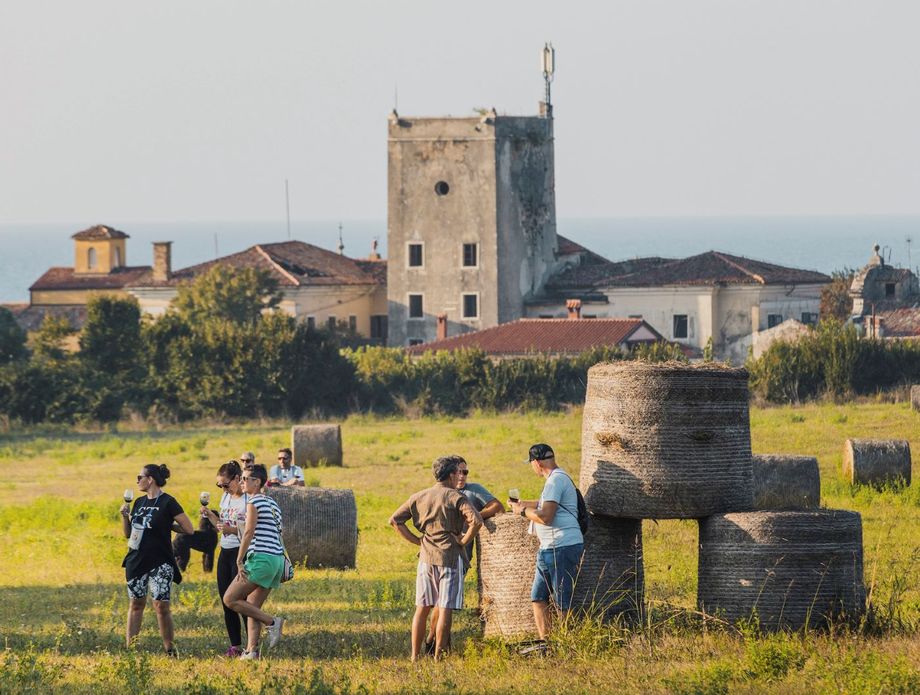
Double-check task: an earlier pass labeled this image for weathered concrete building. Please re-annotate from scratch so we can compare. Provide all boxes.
[386,108,557,345]
[849,244,920,338]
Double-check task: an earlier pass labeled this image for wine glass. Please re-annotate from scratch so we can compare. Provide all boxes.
[199,491,211,507]
[123,489,133,504]
[508,488,520,503]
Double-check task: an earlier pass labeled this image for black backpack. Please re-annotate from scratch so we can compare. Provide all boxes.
[556,471,589,534]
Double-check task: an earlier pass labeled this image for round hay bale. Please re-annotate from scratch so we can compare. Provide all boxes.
[698,510,865,630]
[581,361,754,518]
[752,454,820,510]
[479,514,541,639]
[266,486,357,569]
[292,424,343,468]
[911,385,920,412]
[842,438,911,487]
[572,514,644,623]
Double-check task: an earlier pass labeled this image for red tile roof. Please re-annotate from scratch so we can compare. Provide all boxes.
[406,318,663,356]
[601,251,830,287]
[878,305,920,337]
[71,224,129,240]
[129,241,386,288]
[30,266,152,292]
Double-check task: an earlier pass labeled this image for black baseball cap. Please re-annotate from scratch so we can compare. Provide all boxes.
[528,443,555,462]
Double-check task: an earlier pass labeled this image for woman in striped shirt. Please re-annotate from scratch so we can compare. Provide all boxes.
[222,464,286,659]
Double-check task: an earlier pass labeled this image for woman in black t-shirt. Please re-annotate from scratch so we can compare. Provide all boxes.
[121,464,194,656]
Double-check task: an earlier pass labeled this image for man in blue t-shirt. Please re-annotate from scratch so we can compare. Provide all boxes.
[509,443,584,647]
[424,455,503,654]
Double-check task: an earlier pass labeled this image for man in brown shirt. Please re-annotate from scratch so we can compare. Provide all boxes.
[390,456,483,661]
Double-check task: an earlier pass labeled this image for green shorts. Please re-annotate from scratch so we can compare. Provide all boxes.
[244,552,285,589]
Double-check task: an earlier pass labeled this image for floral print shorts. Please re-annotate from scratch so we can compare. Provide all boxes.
[127,562,174,601]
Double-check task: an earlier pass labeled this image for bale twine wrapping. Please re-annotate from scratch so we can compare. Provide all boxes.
[698,510,865,630]
[571,514,644,623]
[292,424,343,468]
[581,362,754,518]
[752,454,820,510]
[266,486,357,569]
[479,514,541,639]
[911,385,920,412]
[842,438,911,487]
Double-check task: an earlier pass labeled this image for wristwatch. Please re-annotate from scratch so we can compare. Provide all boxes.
[519,508,527,518]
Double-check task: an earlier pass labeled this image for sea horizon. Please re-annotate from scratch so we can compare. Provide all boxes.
[2,214,918,304]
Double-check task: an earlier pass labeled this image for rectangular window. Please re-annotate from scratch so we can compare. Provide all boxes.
[370,315,388,341]
[348,315,357,332]
[885,283,896,297]
[801,312,815,325]
[767,314,783,329]
[408,338,424,346]
[327,316,337,330]
[306,316,316,330]
[462,293,478,319]
[673,314,688,339]
[462,243,478,268]
[408,294,424,319]
[628,314,643,319]
[408,243,423,268]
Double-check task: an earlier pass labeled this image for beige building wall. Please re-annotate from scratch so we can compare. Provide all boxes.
[74,239,126,274]
[131,285,387,339]
[31,288,131,306]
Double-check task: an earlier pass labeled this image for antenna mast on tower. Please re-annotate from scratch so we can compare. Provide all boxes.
[337,222,345,255]
[541,42,555,118]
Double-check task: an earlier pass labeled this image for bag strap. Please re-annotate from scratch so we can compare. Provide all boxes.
[549,470,580,521]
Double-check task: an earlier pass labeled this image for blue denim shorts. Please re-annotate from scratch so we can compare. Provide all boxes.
[530,543,584,610]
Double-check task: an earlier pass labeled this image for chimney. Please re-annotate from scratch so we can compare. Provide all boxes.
[437,313,448,341]
[566,299,582,320]
[153,242,172,282]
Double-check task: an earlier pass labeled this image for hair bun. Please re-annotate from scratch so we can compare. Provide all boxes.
[159,464,171,479]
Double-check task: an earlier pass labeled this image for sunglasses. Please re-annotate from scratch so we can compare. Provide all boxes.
[277,457,291,461]
[216,482,231,489]
[136,474,149,481]
[241,458,253,463]
[241,476,258,483]
[458,469,470,475]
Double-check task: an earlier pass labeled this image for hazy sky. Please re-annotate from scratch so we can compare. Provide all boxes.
[1,1,918,224]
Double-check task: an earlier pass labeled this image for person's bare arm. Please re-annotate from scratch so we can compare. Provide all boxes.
[120,503,131,538]
[173,512,195,535]
[236,504,258,577]
[509,500,557,525]
[480,499,504,519]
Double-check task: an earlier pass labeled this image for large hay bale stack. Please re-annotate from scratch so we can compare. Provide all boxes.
[911,385,920,412]
[698,510,865,630]
[842,438,911,487]
[752,454,820,510]
[572,514,644,623]
[266,486,357,569]
[292,424,343,468]
[479,514,540,638]
[581,362,753,518]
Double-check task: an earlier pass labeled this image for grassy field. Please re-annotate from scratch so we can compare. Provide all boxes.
[0,402,918,694]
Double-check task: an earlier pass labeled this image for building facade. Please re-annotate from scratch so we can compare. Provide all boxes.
[386,108,557,346]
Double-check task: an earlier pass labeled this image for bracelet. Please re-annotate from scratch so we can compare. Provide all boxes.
[520,508,527,518]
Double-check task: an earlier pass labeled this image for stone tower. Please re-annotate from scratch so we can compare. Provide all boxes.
[386,108,557,346]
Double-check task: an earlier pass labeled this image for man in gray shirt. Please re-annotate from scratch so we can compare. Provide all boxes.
[425,455,503,654]
[390,456,483,661]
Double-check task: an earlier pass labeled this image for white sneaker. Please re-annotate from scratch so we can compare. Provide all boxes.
[239,650,260,660]
[266,617,285,649]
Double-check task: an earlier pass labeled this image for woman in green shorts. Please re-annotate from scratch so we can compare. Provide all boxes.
[222,464,286,659]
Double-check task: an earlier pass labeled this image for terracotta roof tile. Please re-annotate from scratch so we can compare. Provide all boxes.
[71,224,129,240]
[30,266,152,292]
[878,305,920,337]
[129,241,385,288]
[406,318,663,356]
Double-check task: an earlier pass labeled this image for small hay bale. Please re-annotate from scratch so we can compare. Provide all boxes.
[266,486,357,569]
[292,424,343,468]
[479,514,541,639]
[698,510,865,630]
[910,385,920,412]
[581,361,754,518]
[752,454,820,510]
[572,514,644,623]
[842,438,911,487]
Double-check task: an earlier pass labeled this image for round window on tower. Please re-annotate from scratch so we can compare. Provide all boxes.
[434,181,450,196]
